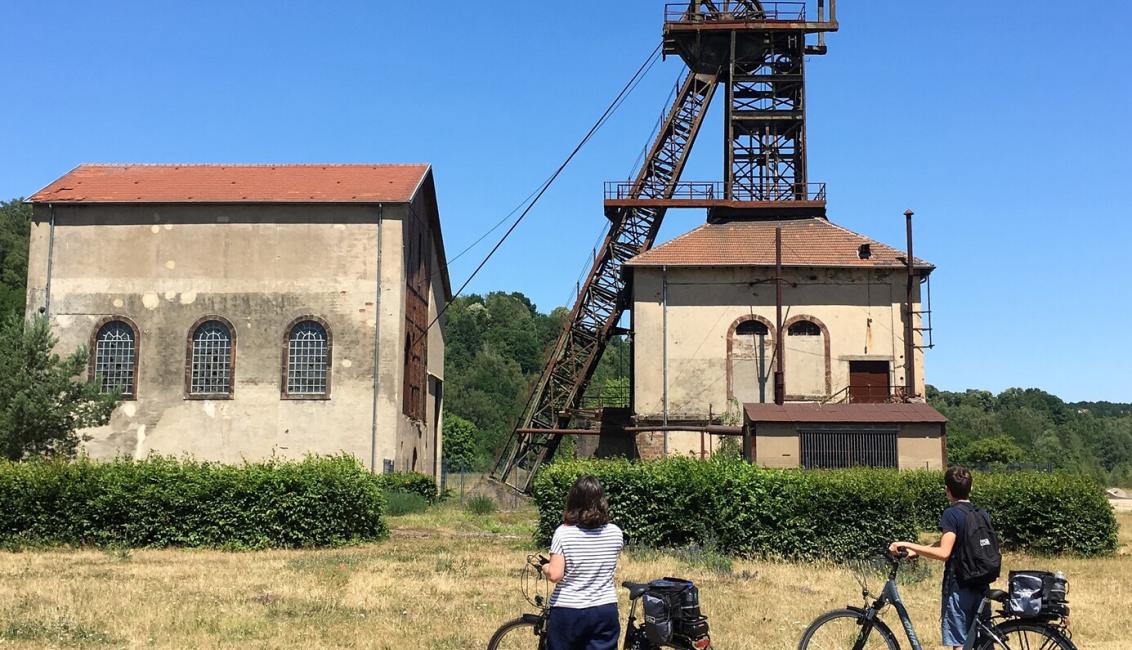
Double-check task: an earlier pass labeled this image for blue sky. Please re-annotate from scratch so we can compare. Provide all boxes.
[2,1,1129,402]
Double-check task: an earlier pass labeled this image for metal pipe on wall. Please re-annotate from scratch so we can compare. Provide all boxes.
[774,227,785,405]
[369,204,384,473]
[757,331,766,403]
[904,209,916,399]
[44,204,56,317]
[662,265,669,456]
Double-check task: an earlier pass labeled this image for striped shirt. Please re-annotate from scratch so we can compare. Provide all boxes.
[548,523,624,609]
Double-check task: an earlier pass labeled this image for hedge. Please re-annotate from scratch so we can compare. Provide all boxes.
[0,455,387,549]
[533,459,1118,559]
[378,471,440,504]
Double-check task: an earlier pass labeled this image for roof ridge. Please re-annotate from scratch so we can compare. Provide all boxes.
[75,162,430,168]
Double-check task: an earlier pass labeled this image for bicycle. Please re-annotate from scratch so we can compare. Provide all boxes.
[487,555,713,649]
[798,551,1076,650]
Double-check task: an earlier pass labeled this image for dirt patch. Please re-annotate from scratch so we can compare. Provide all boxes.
[1109,498,1132,514]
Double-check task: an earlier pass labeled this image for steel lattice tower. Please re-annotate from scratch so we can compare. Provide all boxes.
[494,1,838,492]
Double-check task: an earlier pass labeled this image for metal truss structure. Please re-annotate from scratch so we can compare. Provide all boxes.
[493,1,838,493]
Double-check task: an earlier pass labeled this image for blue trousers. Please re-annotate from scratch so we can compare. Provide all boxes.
[547,604,620,650]
[941,578,984,647]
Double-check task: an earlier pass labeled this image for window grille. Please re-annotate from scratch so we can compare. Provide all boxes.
[190,320,233,396]
[801,430,897,469]
[286,321,329,396]
[736,320,768,336]
[788,320,822,336]
[94,321,136,396]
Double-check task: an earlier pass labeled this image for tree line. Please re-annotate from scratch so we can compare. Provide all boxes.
[442,288,1132,487]
[0,197,1128,485]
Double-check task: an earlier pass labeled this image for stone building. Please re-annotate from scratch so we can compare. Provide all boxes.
[26,164,449,477]
[624,216,945,469]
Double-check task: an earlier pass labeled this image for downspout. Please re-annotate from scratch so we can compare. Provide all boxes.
[904,210,917,399]
[44,204,56,317]
[774,227,785,405]
[661,265,669,456]
[370,204,384,473]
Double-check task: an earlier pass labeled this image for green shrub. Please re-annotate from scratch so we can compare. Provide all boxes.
[384,490,430,516]
[975,471,1117,555]
[0,455,386,549]
[532,459,1117,559]
[379,471,439,504]
[466,495,497,515]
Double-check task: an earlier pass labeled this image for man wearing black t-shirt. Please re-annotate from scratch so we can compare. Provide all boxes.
[889,466,987,650]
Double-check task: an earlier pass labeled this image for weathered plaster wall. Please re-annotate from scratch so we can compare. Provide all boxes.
[631,265,926,422]
[898,423,946,470]
[26,202,442,474]
[751,422,801,468]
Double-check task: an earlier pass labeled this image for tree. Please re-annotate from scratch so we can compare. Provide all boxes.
[955,436,1026,467]
[0,199,31,320]
[0,316,118,459]
[442,414,479,472]
[443,292,565,459]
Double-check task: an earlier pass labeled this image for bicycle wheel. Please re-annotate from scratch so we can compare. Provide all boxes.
[798,609,900,650]
[487,616,546,650]
[979,620,1074,650]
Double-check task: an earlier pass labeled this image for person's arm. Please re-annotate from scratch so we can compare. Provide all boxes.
[889,531,956,562]
[542,553,566,583]
[542,526,567,583]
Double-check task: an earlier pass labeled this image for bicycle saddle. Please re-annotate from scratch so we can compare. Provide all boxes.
[622,581,651,600]
[986,589,1008,602]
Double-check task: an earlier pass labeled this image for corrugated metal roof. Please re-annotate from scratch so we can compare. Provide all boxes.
[625,218,933,269]
[28,163,430,204]
[743,402,947,424]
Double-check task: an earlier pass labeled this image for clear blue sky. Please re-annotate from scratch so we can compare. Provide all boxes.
[2,1,1129,402]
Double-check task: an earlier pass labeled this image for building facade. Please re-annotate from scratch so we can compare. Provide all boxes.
[624,216,944,468]
[26,164,449,476]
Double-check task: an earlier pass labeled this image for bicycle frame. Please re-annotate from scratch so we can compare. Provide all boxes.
[859,565,1014,650]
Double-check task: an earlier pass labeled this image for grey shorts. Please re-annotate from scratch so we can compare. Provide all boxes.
[941,581,984,647]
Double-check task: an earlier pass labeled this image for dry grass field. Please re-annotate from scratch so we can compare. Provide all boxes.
[0,506,1128,649]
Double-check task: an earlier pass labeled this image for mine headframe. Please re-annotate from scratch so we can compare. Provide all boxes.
[492,1,838,493]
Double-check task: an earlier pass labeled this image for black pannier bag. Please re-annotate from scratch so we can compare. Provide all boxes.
[642,578,710,646]
[1006,570,1069,618]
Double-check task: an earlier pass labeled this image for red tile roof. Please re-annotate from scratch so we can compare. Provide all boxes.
[744,402,947,424]
[625,218,933,270]
[28,164,430,204]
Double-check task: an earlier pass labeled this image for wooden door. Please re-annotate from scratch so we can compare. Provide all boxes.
[849,361,890,403]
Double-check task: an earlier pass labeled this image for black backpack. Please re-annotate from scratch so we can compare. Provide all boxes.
[953,502,1002,587]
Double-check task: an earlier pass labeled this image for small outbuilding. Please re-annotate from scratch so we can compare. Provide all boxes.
[742,402,947,470]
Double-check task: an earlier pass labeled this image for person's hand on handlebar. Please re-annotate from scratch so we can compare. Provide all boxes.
[538,553,565,583]
[888,542,918,559]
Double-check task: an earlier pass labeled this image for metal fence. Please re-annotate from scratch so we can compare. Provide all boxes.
[439,462,528,510]
[664,2,808,23]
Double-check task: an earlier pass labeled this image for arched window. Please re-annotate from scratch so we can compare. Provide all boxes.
[727,316,774,405]
[188,318,234,398]
[736,320,769,336]
[283,318,331,398]
[92,319,138,398]
[784,316,830,397]
[788,320,822,336]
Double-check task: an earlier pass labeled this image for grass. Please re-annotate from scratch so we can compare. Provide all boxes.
[465,495,497,516]
[0,505,1127,649]
[384,490,430,516]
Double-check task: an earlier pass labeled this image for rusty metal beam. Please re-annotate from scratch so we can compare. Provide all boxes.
[492,72,719,493]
